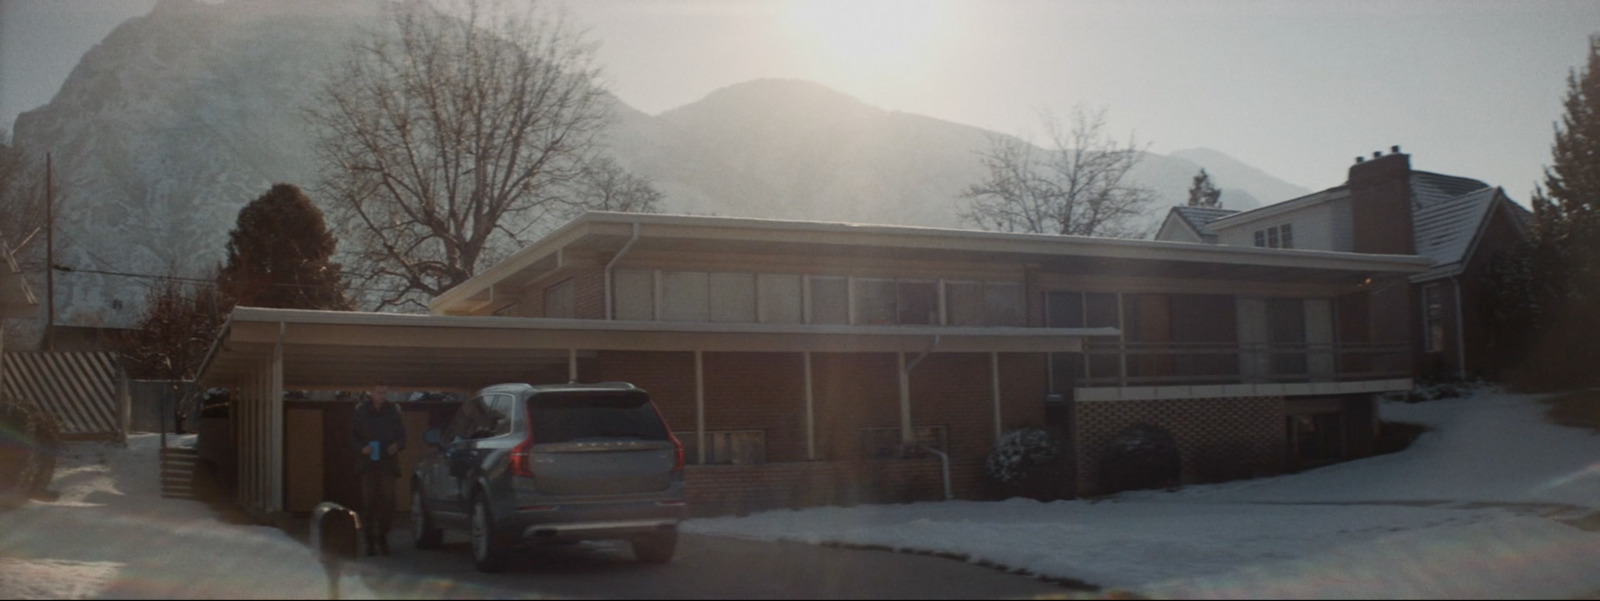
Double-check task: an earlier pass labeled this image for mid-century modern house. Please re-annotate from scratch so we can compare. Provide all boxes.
[196,211,1430,520]
[1157,147,1531,381]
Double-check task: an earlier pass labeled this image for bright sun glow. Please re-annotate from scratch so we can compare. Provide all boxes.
[780,0,955,76]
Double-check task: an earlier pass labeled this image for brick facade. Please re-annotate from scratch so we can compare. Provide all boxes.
[684,460,945,517]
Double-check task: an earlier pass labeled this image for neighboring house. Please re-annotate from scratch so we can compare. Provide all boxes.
[1155,147,1531,381]
[197,211,1429,519]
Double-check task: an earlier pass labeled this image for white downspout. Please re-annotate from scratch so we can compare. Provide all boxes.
[900,336,950,500]
[604,222,642,320]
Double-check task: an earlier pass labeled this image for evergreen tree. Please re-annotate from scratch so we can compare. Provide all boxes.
[1485,34,1600,389]
[217,183,351,310]
[1187,168,1222,208]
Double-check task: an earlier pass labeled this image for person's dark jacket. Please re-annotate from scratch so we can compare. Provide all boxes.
[352,399,406,475]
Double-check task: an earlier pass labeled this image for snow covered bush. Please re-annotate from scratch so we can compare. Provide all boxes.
[986,427,1067,499]
[1098,423,1182,494]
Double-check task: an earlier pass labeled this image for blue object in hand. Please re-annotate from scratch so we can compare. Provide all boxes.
[369,440,382,461]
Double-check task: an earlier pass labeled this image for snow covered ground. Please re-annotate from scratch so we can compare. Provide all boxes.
[0,433,380,599]
[684,389,1600,598]
[2,389,1599,599]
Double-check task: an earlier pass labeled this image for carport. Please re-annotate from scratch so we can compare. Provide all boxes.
[194,306,1111,520]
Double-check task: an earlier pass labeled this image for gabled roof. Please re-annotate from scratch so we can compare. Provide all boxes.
[1206,187,1350,230]
[1411,171,1491,205]
[1172,206,1239,236]
[1412,186,1526,281]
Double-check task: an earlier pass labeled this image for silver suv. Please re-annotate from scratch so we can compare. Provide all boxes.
[410,382,687,572]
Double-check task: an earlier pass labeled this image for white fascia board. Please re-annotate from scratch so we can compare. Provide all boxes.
[1207,189,1347,231]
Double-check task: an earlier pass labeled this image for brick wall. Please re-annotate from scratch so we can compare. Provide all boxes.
[572,269,607,319]
[908,353,1004,497]
[593,349,1051,509]
[703,352,808,462]
[685,459,945,517]
[810,352,901,461]
[1074,397,1285,495]
[597,351,698,433]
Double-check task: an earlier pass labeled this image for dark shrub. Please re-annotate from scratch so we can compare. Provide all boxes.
[986,427,1070,500]
[1099,423,1182,494]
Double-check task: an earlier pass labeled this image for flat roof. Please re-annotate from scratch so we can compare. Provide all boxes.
[432,212,1433,314]
[195,306,1116,390]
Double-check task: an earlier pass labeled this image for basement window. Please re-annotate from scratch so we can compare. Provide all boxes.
[678,430,766,465]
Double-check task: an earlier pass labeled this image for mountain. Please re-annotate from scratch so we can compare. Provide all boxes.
[8,1,1308,328]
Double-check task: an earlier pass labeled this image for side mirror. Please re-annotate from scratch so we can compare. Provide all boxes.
[424,428,443,450]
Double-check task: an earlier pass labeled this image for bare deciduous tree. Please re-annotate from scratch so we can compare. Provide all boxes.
[558,155,663,217]
[959,107,1156,237]
[308,0,614,310]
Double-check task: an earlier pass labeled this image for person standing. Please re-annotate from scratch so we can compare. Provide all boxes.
[351,382,405,556]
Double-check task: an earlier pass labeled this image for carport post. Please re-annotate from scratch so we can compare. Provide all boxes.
[271,321,284,514]
[695,350,705,465]
[898,351,912,445]
[803,351,815,460]
[991,351,1003,442]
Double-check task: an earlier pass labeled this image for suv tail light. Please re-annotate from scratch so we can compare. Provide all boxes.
[668,432,685,474]
[510,432,536,479]
[650,402,685,473]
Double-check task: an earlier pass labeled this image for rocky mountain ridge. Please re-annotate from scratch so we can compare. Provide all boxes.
[8,0,1305,329]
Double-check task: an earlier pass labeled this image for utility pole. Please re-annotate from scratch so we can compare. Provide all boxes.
[44,152,53,352]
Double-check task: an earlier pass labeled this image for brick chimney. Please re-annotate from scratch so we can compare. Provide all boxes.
[1347,146,1414,255]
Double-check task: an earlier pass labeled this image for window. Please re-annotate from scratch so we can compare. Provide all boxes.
[946,281,1026,326]
[709,273,756,322]
[678,430,766,465]
[853,279,898,325]
[445,394,512,441]
[545,279,575,318]
[527,392,670,443]
[984,283,1026,326]
[613,270,654,321]
[1254,224,1294,249]
[757,274,803,324]
[661,271,710,321]
[809,277,849,324]
[859,425,948,460]
[897,281,939,325]
[1423,284,1445,353]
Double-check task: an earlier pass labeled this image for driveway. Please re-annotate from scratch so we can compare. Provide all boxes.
[340,529,1080,599]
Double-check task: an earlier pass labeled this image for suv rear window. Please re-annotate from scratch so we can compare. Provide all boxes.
[527,392,670,443]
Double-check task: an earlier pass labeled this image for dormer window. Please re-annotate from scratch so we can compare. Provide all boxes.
[1254,224,1294,249]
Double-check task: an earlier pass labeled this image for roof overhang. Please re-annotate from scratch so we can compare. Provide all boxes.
[1206,188,1349,231]
[196,306,1118,390]
[432,212,1433,315]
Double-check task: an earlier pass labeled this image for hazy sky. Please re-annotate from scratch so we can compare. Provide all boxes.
[2,0,1597,200]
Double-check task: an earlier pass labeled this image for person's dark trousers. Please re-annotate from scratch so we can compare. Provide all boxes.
[359,469,397,555]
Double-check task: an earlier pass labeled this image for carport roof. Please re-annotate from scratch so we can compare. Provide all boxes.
[195,306,1118,390]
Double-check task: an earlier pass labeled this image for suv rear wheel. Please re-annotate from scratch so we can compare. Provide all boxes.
[411,487,442,549]
[470,494,511,572]
[631,531,677,564]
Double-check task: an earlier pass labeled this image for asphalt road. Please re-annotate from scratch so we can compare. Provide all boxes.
[339,530,1085,599]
